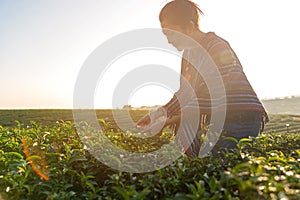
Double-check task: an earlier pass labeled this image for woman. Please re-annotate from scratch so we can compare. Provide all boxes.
[137,0,268,157]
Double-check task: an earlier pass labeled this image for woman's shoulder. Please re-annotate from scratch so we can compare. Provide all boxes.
[202,32,228,47]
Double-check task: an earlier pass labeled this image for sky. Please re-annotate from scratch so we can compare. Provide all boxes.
[0,0,300,109]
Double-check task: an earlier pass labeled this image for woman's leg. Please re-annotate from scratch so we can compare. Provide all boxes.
[211,112,263,157]
[166,108,200,157]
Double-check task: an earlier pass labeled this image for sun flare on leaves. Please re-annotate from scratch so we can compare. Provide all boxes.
[22,137,50,181]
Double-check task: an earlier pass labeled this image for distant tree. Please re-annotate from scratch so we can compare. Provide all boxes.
[123,105,132,110]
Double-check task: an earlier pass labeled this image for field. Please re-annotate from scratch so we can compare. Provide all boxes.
[0,110,300,199]
[1,109,300,133]
[262,96,300,116]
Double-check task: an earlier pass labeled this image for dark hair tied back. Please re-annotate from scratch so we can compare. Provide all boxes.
[159,0,204,28]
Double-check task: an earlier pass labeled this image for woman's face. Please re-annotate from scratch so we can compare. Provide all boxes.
[161,20,190,51]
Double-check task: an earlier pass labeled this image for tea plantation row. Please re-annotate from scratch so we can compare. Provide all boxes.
[0,121,300,199]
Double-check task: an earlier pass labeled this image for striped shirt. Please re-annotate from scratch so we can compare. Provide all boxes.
[162,32,267,118]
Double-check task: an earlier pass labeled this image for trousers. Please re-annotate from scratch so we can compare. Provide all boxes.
[175,111,264,157]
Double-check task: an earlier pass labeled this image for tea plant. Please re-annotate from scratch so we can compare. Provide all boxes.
[0,120,299,199]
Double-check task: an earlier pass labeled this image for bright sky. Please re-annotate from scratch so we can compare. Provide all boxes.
[1,0,299,109]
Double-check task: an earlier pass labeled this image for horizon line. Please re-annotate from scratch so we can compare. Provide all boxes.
[1,95,300,110]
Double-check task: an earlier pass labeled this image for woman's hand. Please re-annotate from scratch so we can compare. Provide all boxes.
[136,114,151,128]
[136,107,167,128]
[165,115,180,132]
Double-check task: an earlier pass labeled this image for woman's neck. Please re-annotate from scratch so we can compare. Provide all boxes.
[186,29,206,49]
[192,29,206,42]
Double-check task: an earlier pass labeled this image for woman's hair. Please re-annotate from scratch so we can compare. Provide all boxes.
[159,0,204,28]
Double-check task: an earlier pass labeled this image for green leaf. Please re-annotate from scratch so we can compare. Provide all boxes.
[6,151,24,159]
[69,156,88,163]
[112,186,130,200]
[268,157,287,164]
[26,155,42,161]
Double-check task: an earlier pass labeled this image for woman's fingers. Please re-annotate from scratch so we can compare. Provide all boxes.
[136,115,151,127]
